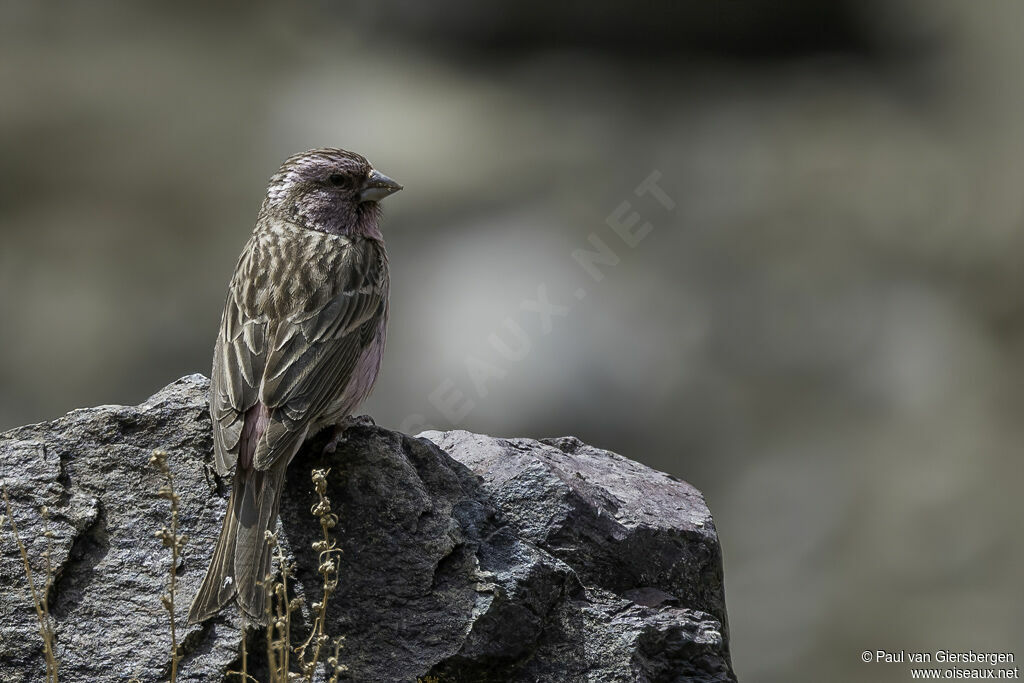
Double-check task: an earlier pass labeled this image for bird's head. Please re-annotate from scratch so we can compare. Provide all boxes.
[263,148,402,238]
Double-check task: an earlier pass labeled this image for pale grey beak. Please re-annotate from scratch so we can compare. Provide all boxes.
[360,169,403,203]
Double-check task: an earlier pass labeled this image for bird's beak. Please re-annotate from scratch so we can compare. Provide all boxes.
[360,169,403,203]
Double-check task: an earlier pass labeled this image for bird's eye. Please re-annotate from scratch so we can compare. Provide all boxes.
[328,173,345,186]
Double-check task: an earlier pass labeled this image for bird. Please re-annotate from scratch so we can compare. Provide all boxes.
[187,148,402,624]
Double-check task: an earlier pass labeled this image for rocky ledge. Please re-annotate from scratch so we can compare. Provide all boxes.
[0,375,734,682]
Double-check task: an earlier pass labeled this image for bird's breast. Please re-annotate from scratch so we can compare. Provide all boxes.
[315,313,389,429]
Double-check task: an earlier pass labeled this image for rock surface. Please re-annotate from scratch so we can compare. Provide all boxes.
[0,376,734,682]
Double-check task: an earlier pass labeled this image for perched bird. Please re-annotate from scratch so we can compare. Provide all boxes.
[188,148,401,624]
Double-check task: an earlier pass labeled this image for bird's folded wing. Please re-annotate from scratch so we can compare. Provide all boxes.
[255,239,387,469]
[211,291,264,476]
[211,232,387,475]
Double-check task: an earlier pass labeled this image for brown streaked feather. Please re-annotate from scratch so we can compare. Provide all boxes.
[232,460,291,620]
[186,472,242,622]
[209,218,388,475]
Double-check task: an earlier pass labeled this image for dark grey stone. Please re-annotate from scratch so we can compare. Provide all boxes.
[0,376,734,682]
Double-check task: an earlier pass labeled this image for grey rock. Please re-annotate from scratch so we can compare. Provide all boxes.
[0,376,734,682]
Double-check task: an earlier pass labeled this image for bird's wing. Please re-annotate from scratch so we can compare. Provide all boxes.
[210,236,267,476]
[254,233,388,470]
[210,226,388,475]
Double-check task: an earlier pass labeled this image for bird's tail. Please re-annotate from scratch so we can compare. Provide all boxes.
[232,464,287,622]
[187,469,243,624]
[187,465,286,624]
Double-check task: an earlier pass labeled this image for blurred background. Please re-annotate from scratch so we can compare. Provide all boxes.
[2,1,1022,680]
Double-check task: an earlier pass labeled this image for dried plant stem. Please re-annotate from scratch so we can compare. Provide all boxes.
[262,530,295,683]
[241,625,248,680]
[41,506,55,640]
[263,560,276,680]
[295,468,344,680]
[168,523,180,683]
[227,623,259,682]
[1,487,58,683]
[278,543,291,678]
[326,636,347,683]
[250,467,347,681]
[150,450,188,683]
